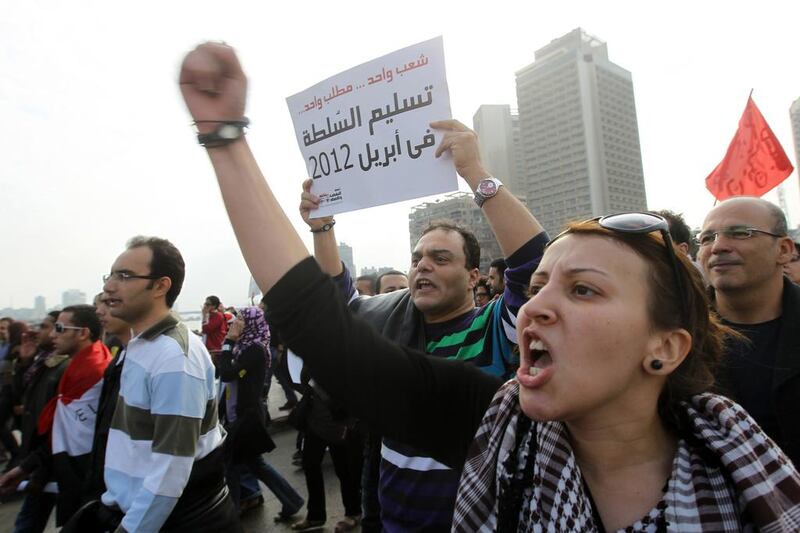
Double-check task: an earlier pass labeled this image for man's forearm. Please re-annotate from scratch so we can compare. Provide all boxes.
[461,168,545,258]
[205,139,310,293]
[313,230,344,276]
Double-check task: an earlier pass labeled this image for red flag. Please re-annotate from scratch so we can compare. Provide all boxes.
[705,96,794,201]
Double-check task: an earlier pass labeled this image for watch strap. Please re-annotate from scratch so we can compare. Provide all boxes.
[196,118,250,148]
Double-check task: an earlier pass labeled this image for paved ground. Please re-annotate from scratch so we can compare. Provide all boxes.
[0,379,356,532]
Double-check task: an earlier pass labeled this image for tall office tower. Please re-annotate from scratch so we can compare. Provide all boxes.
[511,111,525,189]
[516,28,647,235]
[409,192,504,273]
[338,242,356,277]
[473,105,521,194]
[791,97,800,181]
[62,289,86,307]
[34,296,46,318]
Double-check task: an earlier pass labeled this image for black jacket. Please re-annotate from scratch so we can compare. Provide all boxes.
[217,341,275,461]
[769,279,800,466]
[84,338,126,501]
[716,278,800,467]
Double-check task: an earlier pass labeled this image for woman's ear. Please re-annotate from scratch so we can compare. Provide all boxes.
[643,328,691,375]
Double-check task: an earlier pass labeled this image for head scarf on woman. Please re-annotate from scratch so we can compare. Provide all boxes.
[232,306,270,363]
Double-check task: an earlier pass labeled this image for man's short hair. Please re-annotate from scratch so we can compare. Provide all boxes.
[653,210,691,246]
[206,295,221,308]
[489,258,507,275]
[420,220,481,270]
[356,275,376,293]
[47,310,60,322]
[475,276,491,294]
[62,304,102,342]
[376,270,407,293]
[126,236,185,308]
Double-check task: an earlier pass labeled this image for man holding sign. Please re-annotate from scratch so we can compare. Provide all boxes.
[301,118,547,530]
[180,39,547,531]
[297,51,546,529]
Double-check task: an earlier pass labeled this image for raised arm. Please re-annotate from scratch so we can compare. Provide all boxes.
[179,43,309,291]
[430,119,545,257]
[299,178,343,277]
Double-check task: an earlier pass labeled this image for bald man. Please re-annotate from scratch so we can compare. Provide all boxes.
[697,196,799,465]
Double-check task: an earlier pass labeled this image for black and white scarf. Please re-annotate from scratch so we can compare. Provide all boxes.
[453,381,800,532]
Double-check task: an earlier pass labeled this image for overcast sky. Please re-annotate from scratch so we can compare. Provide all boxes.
[2,0,799,312]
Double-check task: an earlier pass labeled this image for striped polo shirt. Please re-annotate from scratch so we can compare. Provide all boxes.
[101,314,224,533]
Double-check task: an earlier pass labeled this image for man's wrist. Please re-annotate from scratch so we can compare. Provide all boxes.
[460,165,492,188]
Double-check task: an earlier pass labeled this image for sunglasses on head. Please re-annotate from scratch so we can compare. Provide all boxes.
[551,212,688,326]
[54,322,84,334]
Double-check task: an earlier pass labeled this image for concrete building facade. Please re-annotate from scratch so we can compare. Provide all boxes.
[338,242,356,277]
[408,192,505,273]
[515,28,647,235]
[473,105,521,194]
[61,289,86,307]
[791,97,800,182]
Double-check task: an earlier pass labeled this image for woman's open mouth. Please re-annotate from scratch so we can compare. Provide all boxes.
[517,335,554,388]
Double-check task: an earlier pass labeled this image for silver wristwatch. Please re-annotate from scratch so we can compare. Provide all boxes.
[473,177,503,207]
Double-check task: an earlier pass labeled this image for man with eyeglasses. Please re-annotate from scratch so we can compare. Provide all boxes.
[0,305,110,532]
[697,196,800,466]
[77,235,236,532]
[474,277,491,307]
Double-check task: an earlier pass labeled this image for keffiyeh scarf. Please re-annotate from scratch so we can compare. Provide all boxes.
[453,381,800,532]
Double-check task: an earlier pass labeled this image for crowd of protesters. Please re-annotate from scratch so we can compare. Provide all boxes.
[0,39,800,533]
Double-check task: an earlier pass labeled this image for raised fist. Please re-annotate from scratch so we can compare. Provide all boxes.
[179,42,248,134]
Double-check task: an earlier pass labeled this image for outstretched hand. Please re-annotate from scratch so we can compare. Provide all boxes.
[299,178,335,231]
[179,42,248,134]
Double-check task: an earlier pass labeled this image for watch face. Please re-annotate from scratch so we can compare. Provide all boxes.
[218,124,240,140]
[478,179,498,197]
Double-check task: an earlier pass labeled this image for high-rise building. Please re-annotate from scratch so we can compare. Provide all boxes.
[62,289,86,307]
[409,192,505,273]
[338,242,356,277]
[791,97,800,182]
[473,105,521,194]
[34,296,46,318]
[515,28,647,234]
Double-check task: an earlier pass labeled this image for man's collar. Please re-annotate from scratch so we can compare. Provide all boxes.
[138,313,180,341]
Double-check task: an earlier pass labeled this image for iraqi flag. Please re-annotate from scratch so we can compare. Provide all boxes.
[38,340,111,456]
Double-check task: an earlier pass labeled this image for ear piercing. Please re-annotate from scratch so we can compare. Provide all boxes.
[650,359,663,370]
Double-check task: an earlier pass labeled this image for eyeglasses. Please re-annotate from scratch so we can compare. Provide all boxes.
[54,322,85,334]
[552,212,688,326]
[695,227,784,246]
[102,271,159,283]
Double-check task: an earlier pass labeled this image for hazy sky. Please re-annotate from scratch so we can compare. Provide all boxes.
[2,0,799,312]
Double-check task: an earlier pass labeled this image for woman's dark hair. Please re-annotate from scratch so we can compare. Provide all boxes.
[561,219,734,431]
[8,321,29,350]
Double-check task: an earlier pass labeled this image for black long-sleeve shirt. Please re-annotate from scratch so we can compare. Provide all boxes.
[265,257,503,469]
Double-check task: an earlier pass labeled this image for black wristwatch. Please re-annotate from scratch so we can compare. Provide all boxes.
[197,118,249,148]
[310,220,336,233]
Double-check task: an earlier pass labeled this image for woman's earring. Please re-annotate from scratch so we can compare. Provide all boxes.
[650,359,663,370]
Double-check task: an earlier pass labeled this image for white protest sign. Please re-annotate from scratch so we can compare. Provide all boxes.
[287,37,456,217]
